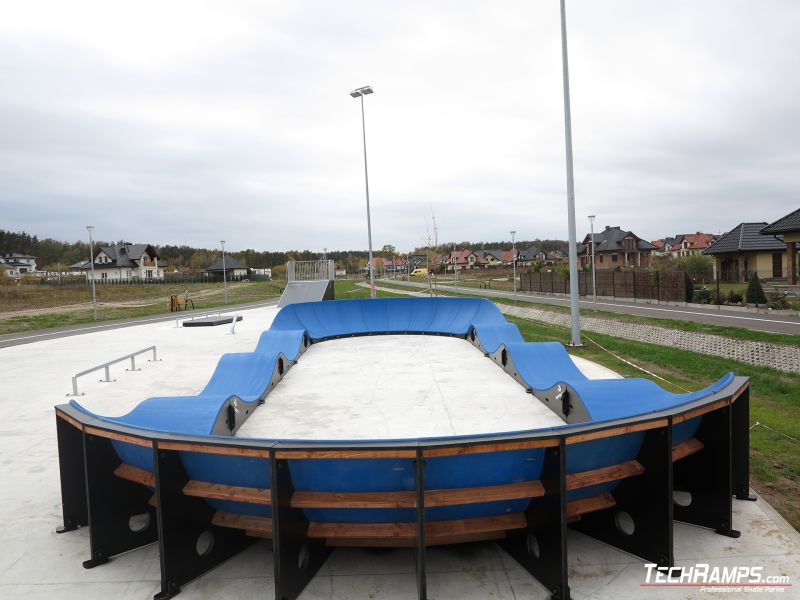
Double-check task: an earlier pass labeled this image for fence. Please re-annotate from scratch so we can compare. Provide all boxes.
[287,260,335,282]
[520,269,689,303]
[39,274,253,286]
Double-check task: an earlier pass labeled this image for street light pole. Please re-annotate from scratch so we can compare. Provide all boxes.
[589,215,597,312]
[350,85,376,298]
[510,230,517,300]
[560,0,582,346]
[86,225,97,320]
[220,240,228,305]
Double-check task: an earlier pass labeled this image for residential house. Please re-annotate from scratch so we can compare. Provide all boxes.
[448,249,487,271]
[517,246,546,267]
[544,250,566,268]
[473,249,503,267]
[204,256,249,280]
[703,222,786,282]
[382,256,407,275]
[0,252,38,278]
[668,233,718,258]
[761,208,800,285]
[73,244,164,281]
[578,226,658,269]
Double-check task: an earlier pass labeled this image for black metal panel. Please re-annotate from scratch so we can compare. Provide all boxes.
[571,426,673,567]
[152,444,260,600]
[731,389,757,501]
[271,452,332,600]
[500,441,569,600]
[415,448,427,600]
[673,407,739,538]
[55,416,88,533]
[82,433,157,568]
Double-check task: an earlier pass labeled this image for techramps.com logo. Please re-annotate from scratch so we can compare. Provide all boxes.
[642,564,791,594]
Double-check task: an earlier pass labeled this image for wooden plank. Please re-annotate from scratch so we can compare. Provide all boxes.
[157,440,269,458]
[425,481,545,507]
[326,531,506,548]
[566,493,616,520]
[309,521,415,539]
[56,411,83,431]
[85,426,152,448]
[423,439,557,458]
[114,463,155,487]
[566,460,644,491]
[274,450,417,459]
[211,511,272,535]
[673,398,730,424]
[426,513,526,537]
[245,529,273,539]
[566,419,668,445]
[309,513,527,541]
[183,480,271,505]
[672,438,704,462]
[292,490,416,509]
[731,381,749,404]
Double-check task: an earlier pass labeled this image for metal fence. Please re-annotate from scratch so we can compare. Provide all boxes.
[287,260,335,282]
[520,269,689,302]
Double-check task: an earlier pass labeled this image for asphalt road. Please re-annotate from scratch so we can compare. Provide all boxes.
[384,279,800,336]
[0,298,279,349]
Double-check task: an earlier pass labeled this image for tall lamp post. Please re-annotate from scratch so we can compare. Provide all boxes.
[350,85,376,298]
[86,225,97,320]
[510,230,517,300]
[220,240,228,305]
[588,215,597,311]
[560,0,582,346]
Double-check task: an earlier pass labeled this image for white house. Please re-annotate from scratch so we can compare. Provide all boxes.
[74,244,165,281]
[204,256,249,280]
[0,252,38,278]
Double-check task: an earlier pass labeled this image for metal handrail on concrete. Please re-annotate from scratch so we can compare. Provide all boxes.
[69,346,159,396]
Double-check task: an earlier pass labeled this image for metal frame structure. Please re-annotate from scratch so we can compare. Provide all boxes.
[54,361,753,600]
[69,346,159,396]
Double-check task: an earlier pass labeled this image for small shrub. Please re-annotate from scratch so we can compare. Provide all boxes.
[745,272,767,304]
[692,288,711,304]
[766,290,791,310]
[727,290,743,304]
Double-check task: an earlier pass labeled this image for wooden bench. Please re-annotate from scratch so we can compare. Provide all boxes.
[481,281,492,289]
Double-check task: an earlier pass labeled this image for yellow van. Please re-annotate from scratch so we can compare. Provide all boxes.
[410,268,428,277]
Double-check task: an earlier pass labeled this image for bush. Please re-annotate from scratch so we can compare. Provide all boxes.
[767,290,791,310]
[745,272,767,304]
[692,288,711,304]
[727,289,743,304]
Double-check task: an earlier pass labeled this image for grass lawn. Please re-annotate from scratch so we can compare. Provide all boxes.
[0,279,407,336]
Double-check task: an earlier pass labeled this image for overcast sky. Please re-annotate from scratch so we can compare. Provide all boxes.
[1,1,798,252]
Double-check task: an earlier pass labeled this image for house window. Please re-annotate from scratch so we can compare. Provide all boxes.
[146,269,153,278]
[599,255,604,263]
[101,272,108,280]
[612,254,618,263]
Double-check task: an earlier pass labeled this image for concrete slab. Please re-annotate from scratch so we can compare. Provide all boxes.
[0,301,798,599]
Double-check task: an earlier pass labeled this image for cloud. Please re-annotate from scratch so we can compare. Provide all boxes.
[0,0,798,251]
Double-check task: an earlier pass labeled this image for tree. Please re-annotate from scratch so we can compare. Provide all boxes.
[381,244,396,254]
[745,272,767,304]
[674,254,713,283]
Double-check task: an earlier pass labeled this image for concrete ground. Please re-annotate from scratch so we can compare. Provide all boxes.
[1,302,798,599]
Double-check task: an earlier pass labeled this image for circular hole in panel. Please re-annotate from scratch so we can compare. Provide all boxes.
[501,349,508,367]
[298,544,310,570]
[673,490,693,507]
[196,530,215,556]
[278,358,285,376]
[128,512,151,533]
[526,534,540,560]
[614,511,635,536]
[303,334,309,348]
[470,329,476,342]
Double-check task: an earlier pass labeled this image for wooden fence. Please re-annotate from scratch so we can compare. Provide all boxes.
[519,269,688,302]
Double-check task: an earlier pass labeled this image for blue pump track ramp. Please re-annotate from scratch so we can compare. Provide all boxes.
[53,297,755,600]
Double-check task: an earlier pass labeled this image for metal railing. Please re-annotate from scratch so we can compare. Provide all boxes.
[69,346,160,396]
[287,260,335,282]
